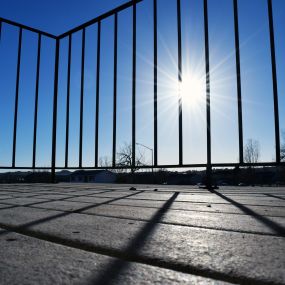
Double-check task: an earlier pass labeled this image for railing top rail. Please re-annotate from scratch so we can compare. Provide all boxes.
[1,0,143,40]
[0,17,57,39]
[58,0,143,39]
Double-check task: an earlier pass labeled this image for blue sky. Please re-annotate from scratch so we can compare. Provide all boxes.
[0,0,284,168]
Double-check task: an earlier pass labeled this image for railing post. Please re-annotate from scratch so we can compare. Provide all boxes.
[267,0,280,164]
[203,0,212,189]
[233,0,244,165]
[79,28,86,168]
[177,0,183,166]
[51,39,60,183]
[65,35,72,168]
[112,13,118,168]
[95,21,101,168]
[153,0,158,167]
[32,33,42,169]
[132,1,137,169]
[12,27,22,168]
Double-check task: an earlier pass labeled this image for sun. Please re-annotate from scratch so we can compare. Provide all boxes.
[180,73,205,109]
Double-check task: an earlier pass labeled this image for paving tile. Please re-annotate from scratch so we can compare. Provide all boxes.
[33,200,89,211]
[31,194,76,200]
[30,200,285,235]
[1,229,233,285]
[66,196,116,204]
[84,192,285,207]
[0,206,284,284]
[80,204,285,235]
[0,197,52,206]
[1,184,285,284]
[107,198,285,217]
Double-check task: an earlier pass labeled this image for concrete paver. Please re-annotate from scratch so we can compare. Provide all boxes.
[2,199,283,235]
[0,229,231,285]
[0,184,284,284]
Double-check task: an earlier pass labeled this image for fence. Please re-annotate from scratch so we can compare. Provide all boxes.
[0,0,284,184]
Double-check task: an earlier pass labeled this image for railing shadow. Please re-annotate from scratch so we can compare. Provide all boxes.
[0,189,125,215]
[0,190,145,237]
[264,193,285,201]
[207,189,285,237]
[87,192,179,285]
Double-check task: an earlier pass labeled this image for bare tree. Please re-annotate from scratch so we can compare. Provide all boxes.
[244,139,260,164]
[99,156,111,169]
[116,142,145,174]
[281,131,285,162]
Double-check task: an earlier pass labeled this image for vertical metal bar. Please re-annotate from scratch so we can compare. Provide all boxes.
[132,2,137,168]
[177,0,183,166]
[153,0,158,167]
[268,0,280,163]
[95,21,101,168]
[112,13,118,168]
[32,33,42,169]
[65,35,72,168]
[12,28,22,168]
[51,39,60,183]
[203,0,212,187]
[79,28,86,168]
[233,0,244,164]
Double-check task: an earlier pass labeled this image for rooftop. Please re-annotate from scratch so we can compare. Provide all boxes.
[0,183,284,284]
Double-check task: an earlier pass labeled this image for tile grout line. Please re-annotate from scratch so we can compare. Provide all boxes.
[0,223,273,285]
[0,202,284,237]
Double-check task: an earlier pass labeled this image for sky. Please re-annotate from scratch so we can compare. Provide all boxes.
[0,0,285,168]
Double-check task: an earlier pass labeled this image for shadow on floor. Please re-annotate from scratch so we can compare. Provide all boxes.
[264,193,285,201]
[87,192,180,285]
[208,189,285,237]
[0,190,145,237]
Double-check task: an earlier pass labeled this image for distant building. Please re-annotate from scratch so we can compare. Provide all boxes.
[70,170,116,183]
[56,170,72,182]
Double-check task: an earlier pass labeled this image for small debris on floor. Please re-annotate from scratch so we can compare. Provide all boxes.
[0,184,283,285]
[6,238,17,242]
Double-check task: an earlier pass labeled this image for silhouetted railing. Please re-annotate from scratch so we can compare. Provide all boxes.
[0,0,284,184]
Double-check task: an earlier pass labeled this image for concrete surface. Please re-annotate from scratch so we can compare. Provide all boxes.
[0,183,284,284]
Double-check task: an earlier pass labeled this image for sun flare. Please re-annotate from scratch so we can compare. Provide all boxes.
[180,73,205,109]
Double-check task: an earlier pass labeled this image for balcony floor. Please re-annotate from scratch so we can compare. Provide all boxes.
[0,183,284,284]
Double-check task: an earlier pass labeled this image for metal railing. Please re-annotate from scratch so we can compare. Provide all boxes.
[0,0,284,184]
